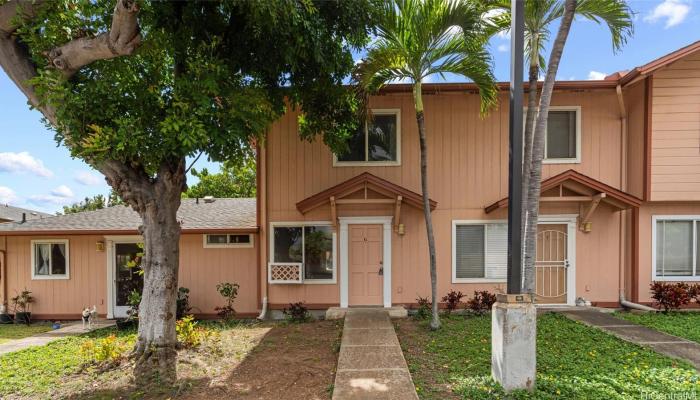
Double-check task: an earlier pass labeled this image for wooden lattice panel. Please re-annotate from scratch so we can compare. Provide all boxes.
[268,263,303,284]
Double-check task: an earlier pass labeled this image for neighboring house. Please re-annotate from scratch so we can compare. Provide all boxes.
[0,204,51,223]
[0,41,699,319]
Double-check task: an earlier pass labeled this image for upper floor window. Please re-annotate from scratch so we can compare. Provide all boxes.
[543,107,581,164]
[31,240,69,280]
[334,109,401,166]
[653,217,700,281]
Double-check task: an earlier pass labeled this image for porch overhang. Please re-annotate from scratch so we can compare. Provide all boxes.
[296,172,437,215]
[484,170,641,227]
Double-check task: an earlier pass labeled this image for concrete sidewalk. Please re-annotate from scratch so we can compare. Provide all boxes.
[0,320,114,356]
[332,308,418,400]
[560,309,700,369]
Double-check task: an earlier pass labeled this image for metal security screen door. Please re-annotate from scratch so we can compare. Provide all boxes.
[535,224,569,304]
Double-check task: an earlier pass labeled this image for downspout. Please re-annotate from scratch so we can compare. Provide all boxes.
[616,84,655,312]
[0,236,6,313]
[256,140,269,320]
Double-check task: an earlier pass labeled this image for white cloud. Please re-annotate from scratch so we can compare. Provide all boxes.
[587,70,607,80]
[497,44,509,52]
[0,152,53,178]
[51,185,74,198]
[75,170,102,186]
[0,186,18,205]
[644,0,691,28]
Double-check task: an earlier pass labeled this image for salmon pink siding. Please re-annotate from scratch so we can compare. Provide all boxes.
[0,234,259,318]
[650,51,700,201]
[262,88,629,307]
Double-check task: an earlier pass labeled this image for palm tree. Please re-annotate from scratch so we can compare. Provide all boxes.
[354,0,497,329]
[490,0,633,293]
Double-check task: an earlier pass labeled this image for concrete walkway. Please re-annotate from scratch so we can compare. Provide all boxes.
[0,320,114,356]
[560,309,700,369]
[332,308,418,400]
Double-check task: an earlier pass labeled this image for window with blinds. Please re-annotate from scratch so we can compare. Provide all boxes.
[453,222,507,281]
[655,219,699,279]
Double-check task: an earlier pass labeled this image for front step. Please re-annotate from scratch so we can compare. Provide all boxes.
[326,306,408,320]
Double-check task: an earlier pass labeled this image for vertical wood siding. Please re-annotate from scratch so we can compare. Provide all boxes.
[650,51,700,200]
[265,88,626,306]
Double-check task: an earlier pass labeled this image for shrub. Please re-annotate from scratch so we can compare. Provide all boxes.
[80,334,128,364]
[650,282,690,312]
[466,291,497,316]
[441,290,464,314]
[176,287,192,320]
[126,289,141,321]
[414,296,432,320]
[176,315,211,348]
[215,282,240,320]
[283,302,310,323]
[688,283,700,304]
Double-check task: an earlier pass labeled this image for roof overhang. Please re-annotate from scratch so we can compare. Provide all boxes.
[296,172,436,214]
[0,227,259,236]
[485,170,641,214]
[620,40,700,86]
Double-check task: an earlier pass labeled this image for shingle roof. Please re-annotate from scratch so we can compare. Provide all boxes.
[0,205,52,223]
[0,198,256,234]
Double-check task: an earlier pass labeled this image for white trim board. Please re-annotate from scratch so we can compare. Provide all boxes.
[338,216,393,308]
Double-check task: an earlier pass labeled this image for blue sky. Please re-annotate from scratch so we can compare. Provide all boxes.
[1,0,698,214]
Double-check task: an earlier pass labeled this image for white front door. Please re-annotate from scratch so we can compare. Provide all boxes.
[108,239,144,318]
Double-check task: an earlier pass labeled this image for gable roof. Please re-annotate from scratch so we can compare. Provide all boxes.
[484,170,641,214]
[296,172,437,214]
[619,40,700,86]
[0,205,51,223]
[0,198,257,235]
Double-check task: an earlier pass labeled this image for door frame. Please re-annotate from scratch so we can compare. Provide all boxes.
[537,215,577,306]
[105,235,143,319]
[339,216,393,308]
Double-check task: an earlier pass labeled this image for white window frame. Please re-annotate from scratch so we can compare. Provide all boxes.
[652,215,700,282]
[269,221,337,284]
[30,239,70,280]
[451,220,507,283]
[333,108,402,167]
[202,233,254,248]
[524,106,581,164]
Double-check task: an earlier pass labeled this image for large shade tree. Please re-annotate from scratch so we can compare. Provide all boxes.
[354,0,497,330]
[490,0,633,293]
[0,0,377,382]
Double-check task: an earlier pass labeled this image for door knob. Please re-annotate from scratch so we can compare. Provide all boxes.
[378,266,384,276]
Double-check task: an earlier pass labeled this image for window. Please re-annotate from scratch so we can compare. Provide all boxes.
[31,240,69,279]
[203,234,253,248]
[271,223,335,282]
[654,217,700,280]
[543,107,580,163]
[452,222,507,282]
[335,109,400,165]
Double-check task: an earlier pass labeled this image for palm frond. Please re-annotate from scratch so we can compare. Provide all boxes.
[575,0,634,52]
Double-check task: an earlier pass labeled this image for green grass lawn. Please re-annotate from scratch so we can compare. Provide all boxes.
[0,322,54,345]
[396,313,699,400]
[614,311,700,344]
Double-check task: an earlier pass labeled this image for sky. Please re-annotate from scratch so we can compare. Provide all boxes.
[1,0,699,214]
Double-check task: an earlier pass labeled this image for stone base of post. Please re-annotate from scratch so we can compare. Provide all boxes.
[491,293,536,392]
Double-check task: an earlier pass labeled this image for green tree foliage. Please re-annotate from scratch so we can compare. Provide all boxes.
[61,195,106,215]
[2,0,379,382]
[185,155,256,199]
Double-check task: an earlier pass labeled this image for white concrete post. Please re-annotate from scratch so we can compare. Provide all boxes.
[491,294,536,392]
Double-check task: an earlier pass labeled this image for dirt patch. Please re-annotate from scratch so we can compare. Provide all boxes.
[189,319,342,400]
[393,318,459,400]
[38,320,341,400]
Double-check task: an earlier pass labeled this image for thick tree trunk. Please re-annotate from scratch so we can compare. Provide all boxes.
[523,0,577,295]
[413,83,440,330]
[521,61,540,294]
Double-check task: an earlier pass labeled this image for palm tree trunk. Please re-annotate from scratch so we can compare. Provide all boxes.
[521,59,540,294]
[523,0,577,297]
[413,82,440,330]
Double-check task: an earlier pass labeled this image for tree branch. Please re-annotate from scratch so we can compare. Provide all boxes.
[48,0,141,77]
